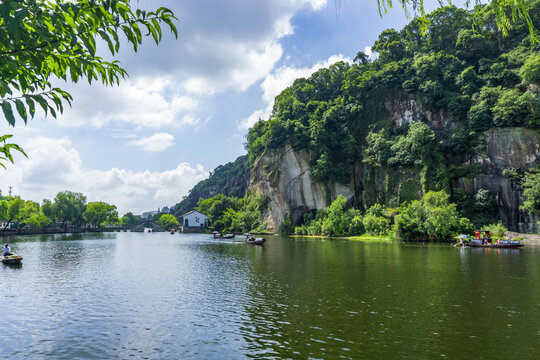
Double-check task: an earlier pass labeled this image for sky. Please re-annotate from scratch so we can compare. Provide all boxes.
[0,0,462,215]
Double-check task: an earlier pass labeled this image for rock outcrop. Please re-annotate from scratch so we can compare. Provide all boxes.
[249,99,540,232]
[250,144,354,231]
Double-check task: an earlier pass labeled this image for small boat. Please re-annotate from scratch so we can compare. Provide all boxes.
[170,229,176,234]
[213,231,235,239]
[245,234,266,245]
[2,253,23,265]
[464,239,524,248]
[458,231,524,248]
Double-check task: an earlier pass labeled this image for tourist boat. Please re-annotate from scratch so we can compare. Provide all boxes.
[213,231,235,239]
[458,232,524,248]
[2,253,23,265]
[464,239,524,248]
[245,234,266,245]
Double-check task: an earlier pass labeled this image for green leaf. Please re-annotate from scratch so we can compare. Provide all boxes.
[25,96,36,119]
[14,99,27,123]
[1,102,16,126]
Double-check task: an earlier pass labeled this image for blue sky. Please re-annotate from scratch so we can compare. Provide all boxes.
[0,0,463,215]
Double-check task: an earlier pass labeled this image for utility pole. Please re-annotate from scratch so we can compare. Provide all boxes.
[8,186,13,196]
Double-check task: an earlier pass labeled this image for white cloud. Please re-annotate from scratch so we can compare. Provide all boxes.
[182,40,284,95]
[0,137,208,215]
[53,76,201,130]
[364,46,373,58]
[119,1,329,95]
[238,54,351,130]
[128,133,175,152]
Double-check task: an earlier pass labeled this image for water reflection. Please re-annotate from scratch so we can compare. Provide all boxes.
[0,233,539,359]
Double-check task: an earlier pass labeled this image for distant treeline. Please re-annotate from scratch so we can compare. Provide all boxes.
[0,190,180,231]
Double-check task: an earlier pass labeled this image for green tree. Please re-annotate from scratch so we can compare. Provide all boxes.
[159,214,179,230]
[522,170,540,215]
[84,201,118,228]
[25,213,51,229]
[0,0,177,167]
[3,196,23,228]
[520,54,540,84]
[375,0,536,41]
[0,199,7,220]
[54,191,87,229]
[41,199,59,226]
[394,191,472,241]
[19,200,40,225]
[120,212,142,227]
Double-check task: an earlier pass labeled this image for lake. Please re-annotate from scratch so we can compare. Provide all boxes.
[1,232,539,359]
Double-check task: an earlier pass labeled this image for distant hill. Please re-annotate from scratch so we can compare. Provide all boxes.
[171,155,250,216]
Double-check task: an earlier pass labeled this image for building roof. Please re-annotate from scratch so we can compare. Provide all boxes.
[181,210,208,217]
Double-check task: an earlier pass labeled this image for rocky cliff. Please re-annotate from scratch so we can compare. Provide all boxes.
[249,99,540,232]
[249,144,354,231]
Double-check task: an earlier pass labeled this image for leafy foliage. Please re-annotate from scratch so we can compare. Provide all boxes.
[0,190,126,230]
[159,214,180,230]
[171,156,249,217]
[119,212,142,227]
[54,191,87,228]
[195,193,266,233]
[0,0,177,167]
[84,201,118,228]
[247,3,540,190]
[486,221,508,237]
[294,195,365,236]
[376,0,537,42]
[522,170,540,214]
[394,191,473,241]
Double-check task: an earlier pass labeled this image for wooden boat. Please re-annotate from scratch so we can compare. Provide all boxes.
[2,253,23,265]
[459,231,524,248]
[213,232,235,239]
[464,239,524,248]
[246,235,266,245]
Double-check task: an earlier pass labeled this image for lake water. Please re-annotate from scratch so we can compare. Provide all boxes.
[1,232,539,359]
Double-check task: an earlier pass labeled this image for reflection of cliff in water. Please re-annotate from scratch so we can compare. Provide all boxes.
[237,236,540,359]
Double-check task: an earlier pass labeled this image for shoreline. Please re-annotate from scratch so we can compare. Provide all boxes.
[289,234,392,242]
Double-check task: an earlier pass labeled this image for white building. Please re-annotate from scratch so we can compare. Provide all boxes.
[180,210,208,229]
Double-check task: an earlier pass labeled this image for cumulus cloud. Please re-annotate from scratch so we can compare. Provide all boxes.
[48,1,331,132]
[118,0,329,94]
[0,137,208,215]
[128,133,175,152]
[54,77,201,130]
[238,54,351,130]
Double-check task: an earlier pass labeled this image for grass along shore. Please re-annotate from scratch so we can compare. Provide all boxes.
[289,234,392,242]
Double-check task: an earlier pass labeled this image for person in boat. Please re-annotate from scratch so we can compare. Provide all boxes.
[3,244,13,257]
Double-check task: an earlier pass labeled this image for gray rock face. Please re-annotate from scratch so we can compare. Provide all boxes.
[249,101,540,232]
[250,144,354,231]
[466,128,540,232]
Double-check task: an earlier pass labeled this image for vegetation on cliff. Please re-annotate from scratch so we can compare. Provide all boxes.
[171,155,249,217]
[245,2,539,231]
[175,2,540,237]
[248,3,539,180]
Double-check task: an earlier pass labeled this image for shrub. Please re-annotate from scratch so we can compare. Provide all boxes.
[294,225,308,235]
[348,215,365,236]
[363,214,389,235]
[279,216,294,234]
[486,221,508,237]
[394,190,471,241]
